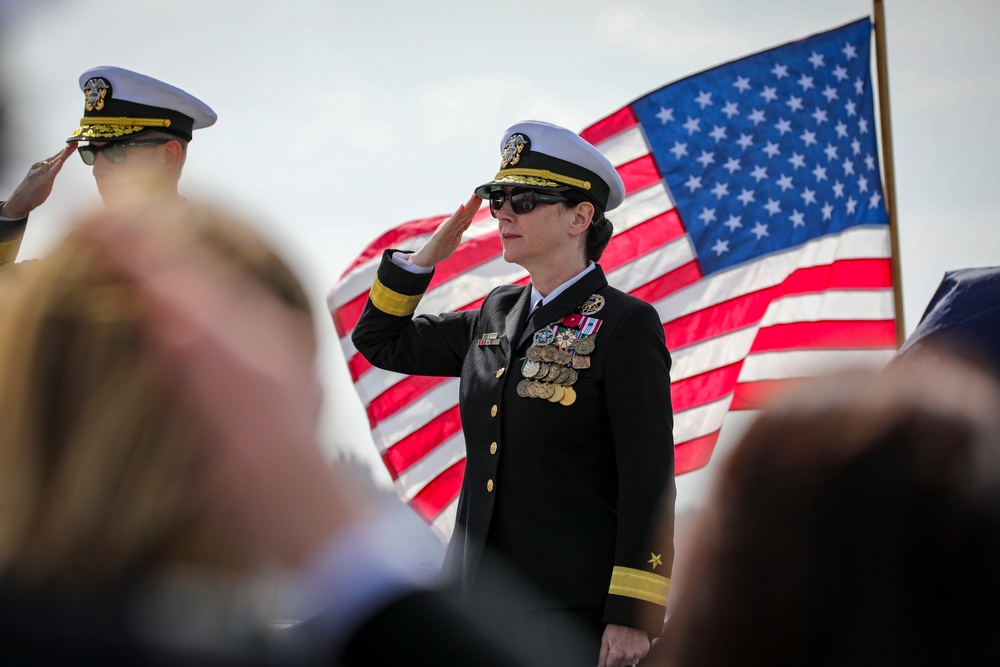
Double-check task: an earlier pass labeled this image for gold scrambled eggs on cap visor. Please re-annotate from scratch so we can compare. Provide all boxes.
[490,173,562,189]
[69,122,153,141]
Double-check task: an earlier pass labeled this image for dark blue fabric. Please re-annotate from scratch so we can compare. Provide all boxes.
[896,266,1000,373]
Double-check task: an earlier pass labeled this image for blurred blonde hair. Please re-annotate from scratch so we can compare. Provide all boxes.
[0,205,314,592]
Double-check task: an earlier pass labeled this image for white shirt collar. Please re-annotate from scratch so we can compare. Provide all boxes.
[528,261,596,312]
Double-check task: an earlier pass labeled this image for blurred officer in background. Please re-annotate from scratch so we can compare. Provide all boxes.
[0,65,216,271]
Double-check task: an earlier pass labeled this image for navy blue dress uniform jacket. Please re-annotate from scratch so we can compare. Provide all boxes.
[352,250,675,636]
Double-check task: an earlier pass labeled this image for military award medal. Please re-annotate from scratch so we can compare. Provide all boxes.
[518,297,604,407]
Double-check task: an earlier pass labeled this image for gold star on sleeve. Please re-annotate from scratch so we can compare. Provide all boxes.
[647,553,663,570]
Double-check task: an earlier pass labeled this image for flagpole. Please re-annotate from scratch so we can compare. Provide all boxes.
[872,0,905,347]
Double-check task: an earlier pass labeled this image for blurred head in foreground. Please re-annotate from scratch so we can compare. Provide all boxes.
[0,204,315,595]
[658,354,1000,666]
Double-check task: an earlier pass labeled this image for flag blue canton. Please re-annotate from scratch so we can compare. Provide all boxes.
[633,18,887,276]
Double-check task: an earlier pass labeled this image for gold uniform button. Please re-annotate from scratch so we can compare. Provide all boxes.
[490,404,498,417]
[490,442,498,455]
[495,368,505,378]
[487,479,494,492]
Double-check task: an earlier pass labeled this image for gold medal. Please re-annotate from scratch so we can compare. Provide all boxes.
[536,382,555,399]
[559,386,577,406]
[517,379,532,397]
[526,381,540,398]
[555,366,572,385]
[573,338,595,355]
[572,354,591,369]
[526,346,543,362]
[565,368,579,385]
[547,384,565,402]
[540,346,556,363]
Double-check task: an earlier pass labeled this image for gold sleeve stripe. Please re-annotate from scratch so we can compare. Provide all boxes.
[608,566,670,607]
[0,237,23,271]
[494,167,592,191]
[370,273,422,317]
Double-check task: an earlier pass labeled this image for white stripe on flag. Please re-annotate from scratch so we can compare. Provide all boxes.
[429,496,460,542]
[739,348,896,382]
[671,328,758,382]
[673,395,733,443]
[595,125,651,167]
[759,290,896,326]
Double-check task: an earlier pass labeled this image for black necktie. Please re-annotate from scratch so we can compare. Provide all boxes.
[526,299,542,325]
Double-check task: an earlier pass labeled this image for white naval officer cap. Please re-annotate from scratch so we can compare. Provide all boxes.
[474,120,626,212]
[68,66,217,143]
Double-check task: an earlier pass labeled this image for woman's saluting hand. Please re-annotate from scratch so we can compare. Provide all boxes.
[408,193,481,268]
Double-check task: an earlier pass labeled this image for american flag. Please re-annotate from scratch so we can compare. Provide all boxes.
[329,17,897,543]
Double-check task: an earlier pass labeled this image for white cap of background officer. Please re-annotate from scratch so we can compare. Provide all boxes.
[68,66,216,143]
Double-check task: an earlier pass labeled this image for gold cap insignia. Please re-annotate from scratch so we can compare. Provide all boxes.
[500,133,529,169]
[83,77,110,112]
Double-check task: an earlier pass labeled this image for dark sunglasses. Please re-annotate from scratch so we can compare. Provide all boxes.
[488,188,571,217]
[77,138,172,166]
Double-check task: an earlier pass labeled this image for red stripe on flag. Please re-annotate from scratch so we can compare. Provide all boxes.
[630,260,703,306]
[670,362,742,413]
[347,348,372,382]
[410,458,465,522]
[334,291,369,339]
[381,405,463,479]
[674,431,720,475]
[367,375,451,426]
[617,154,663,195]
[750,319,897,353]
[580,107,639,146]
[664,258,894,350]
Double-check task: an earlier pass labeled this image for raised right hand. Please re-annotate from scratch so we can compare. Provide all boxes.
[0,144,76,219]
[407,193,481,268]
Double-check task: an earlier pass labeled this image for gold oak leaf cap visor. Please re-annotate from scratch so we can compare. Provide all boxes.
[69,66,217,143]
[474,120,626,212]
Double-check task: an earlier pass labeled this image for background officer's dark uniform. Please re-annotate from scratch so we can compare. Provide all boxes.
[353,251,675,648]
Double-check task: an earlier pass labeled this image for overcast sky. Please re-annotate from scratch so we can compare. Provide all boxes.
[2,0,998,527]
